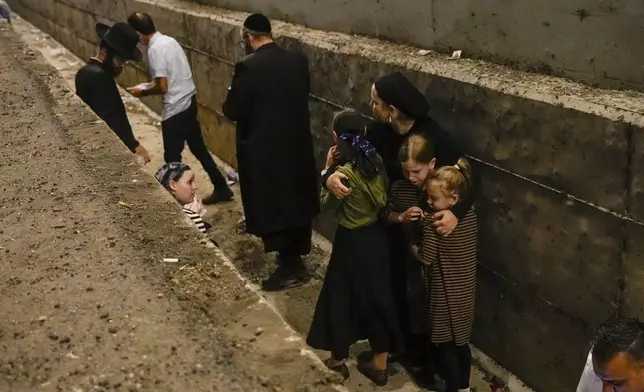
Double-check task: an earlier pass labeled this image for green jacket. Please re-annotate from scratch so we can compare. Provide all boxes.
[320,160,388,229]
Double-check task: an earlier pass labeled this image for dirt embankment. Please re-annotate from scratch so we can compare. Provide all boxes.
[0,23,341,392]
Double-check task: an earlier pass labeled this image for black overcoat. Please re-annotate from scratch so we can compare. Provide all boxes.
[75,59,140,152]
[223,43,319,236]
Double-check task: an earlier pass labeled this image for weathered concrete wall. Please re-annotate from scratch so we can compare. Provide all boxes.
[8,0,644,390]
[194,0,644,93]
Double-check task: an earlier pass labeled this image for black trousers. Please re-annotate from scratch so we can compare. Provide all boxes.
[261,224,312,268]
[161,96,228,192]
[435,342,471,391]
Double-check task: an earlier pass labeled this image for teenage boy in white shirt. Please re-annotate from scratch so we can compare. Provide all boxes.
[126,12,232,205]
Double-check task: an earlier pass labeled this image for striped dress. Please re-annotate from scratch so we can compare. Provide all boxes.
[182,208,209,234]
[420,208,477,345]
[384,180,431,334]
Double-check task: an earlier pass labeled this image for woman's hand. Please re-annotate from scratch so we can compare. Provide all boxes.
[326,172,351,199]
[432,210,458,236]
[398,206,425,223]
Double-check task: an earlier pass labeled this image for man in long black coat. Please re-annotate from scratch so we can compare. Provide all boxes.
[223,14,319,291]
[75,22,150,163]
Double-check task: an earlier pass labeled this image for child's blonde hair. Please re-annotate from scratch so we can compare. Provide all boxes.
[398,133,435,165]
[428,157,473,201]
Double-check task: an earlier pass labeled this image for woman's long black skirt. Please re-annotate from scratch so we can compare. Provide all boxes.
[307,222,404,360]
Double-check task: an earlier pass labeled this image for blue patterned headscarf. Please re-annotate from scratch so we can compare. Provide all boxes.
[339,133,381,180]
[155,162,191,190]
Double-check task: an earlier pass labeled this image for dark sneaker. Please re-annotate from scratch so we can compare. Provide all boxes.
[357,362,388,386]
[203,188,233,205]
[261,266,308,292]
[411,365,440,391]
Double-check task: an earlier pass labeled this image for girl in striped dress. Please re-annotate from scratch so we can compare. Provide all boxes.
[383,134,436,366]
[418,157,477,392]
[155,162,212,234]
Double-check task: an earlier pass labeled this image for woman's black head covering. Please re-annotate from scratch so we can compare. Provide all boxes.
[374,71,429,118]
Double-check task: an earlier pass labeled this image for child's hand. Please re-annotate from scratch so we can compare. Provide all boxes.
[325,146,339,169]
[399,206,425,223]
[185,197,207,216]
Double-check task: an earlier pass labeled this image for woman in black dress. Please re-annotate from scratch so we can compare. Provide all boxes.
[323,72,476,368]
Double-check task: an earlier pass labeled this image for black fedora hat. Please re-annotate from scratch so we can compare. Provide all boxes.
[95,22,142,62]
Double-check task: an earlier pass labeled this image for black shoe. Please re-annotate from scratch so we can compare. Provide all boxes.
[261,265,308,292]
[387,352,401,364]
[203,187,233,205]
[411,364,440,390]
[324,358,350,380]
[357,362,388,386]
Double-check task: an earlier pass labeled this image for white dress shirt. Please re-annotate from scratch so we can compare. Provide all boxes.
[577,351,603,392]
[146,32,196,121]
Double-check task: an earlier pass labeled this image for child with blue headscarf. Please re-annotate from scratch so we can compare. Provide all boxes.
[307,110,403,386]
[155,162,211,234]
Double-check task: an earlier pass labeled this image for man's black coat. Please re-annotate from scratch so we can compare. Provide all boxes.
[223,43,320,236]
[75,59,139,152]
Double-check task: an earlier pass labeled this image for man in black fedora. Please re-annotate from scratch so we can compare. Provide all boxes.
[75,22,151,163]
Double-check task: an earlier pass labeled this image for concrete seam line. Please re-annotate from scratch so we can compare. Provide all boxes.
[181,42,235,66]
[467,155,644,227]
[476,261,568,317]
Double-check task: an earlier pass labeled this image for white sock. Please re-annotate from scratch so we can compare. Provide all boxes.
[458,388,471,392]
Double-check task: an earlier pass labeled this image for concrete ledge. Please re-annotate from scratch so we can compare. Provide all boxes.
[0,22,342,392]
[191,0,644,94]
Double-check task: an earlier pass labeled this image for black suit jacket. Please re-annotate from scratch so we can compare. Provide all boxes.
[75,59,139,152]
[223,43,320,236]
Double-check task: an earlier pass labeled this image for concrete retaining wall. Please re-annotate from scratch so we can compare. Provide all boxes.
[7,0,644,390]
[193,0,644,93]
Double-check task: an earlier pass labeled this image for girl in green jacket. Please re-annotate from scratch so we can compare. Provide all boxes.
[307,110,404,386]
